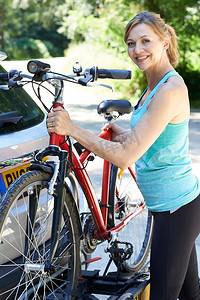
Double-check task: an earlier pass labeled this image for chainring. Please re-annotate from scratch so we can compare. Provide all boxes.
[82,215,98,255]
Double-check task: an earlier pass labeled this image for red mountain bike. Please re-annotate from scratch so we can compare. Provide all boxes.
[0,59,153,299]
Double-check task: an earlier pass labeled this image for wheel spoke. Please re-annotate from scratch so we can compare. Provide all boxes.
[0,170,80,299]
[109,165,153,273]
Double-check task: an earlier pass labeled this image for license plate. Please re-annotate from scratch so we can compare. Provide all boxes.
[0,163,30,195]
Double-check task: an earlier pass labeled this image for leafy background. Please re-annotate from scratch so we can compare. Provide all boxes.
[0,0,199,106]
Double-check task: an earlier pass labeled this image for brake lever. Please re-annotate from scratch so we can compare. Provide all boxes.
[78,71,93,86]
[8,70,23,89]
[87,82,114,91]
[8,81,23,89]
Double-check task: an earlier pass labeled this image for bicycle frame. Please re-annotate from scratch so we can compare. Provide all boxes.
[46,102,145,244]
[3,66,145,269]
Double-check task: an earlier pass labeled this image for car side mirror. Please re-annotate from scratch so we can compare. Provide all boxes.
[0,52,7,61]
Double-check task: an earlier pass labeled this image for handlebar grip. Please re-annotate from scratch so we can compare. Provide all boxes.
[0,70,20,84]
[98,69,131,80]
[0,72,9,82]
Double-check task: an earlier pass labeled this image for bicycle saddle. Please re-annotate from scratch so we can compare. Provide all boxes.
[97,99,132,116]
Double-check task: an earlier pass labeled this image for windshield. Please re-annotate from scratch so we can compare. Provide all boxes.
[0,65,45,134]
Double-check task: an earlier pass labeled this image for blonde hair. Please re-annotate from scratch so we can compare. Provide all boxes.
[124,11,179,67]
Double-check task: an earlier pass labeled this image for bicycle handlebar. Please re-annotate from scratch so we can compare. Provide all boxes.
[0,72,9,82]
[97,68,131,79]
[29,60,132,83]
[0,60,132,92]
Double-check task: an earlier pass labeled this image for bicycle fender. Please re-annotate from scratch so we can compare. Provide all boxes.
[29,163,83,237]
[29,162,54,174]
[65,182,83,239]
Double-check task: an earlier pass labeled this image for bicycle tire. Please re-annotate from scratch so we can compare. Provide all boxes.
[0,170,81,300]
[108,164,154,273]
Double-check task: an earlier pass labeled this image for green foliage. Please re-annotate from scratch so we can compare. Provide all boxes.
[141,0,200,105]
[0,0,68,59]
[58,0,140,50]
[5,38,51,60]
[58,0,147,103]
[58,0,200,105]
[0,0,199,105]
[177,67,200,104]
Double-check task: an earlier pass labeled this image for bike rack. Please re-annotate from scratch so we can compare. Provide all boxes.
[78,265,150,299]
[43,264,150,299]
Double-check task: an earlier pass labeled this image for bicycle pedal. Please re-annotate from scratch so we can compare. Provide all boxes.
[106,241,133,261]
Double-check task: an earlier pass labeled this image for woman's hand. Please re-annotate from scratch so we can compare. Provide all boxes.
[47,106,73,135]
[102,123,130,143]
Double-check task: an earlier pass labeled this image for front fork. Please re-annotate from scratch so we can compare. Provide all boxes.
[48,150,68,268]
[24,146,68,271]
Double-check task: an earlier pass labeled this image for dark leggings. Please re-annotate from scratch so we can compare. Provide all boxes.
[150,194,200,300]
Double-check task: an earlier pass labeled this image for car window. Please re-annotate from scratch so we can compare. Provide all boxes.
[0,64,45,135]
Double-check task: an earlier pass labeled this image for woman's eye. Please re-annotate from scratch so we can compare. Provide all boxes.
[143,39,150,43]
[127,42,135,47]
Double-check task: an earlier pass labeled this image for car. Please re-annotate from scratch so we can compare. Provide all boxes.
[0,55,49,197]
[0,54,82,299]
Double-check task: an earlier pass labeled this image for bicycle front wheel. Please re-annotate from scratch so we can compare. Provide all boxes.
[109,165,154,273]
[0,170,81,299]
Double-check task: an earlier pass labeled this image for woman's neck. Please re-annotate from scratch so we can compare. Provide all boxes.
[145,63,174,91]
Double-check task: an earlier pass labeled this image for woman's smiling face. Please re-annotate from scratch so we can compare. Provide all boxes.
[126,23,168,71]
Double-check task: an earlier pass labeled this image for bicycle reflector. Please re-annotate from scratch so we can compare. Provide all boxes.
[27,60,51,74]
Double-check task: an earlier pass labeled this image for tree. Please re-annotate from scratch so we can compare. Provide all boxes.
[0,0,199,103]
[1,0,69,59]
[0,0,13,51]
[141,0,200,103]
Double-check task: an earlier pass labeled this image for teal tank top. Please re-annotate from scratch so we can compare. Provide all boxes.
[130,71,199,212]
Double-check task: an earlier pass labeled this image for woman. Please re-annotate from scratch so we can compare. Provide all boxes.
[47,12,200,299]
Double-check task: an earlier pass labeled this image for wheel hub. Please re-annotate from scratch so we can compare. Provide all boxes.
[24,263,46,275]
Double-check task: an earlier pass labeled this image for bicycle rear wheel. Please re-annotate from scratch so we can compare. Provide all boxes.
[0,170,81,299]
[108,165,153,273]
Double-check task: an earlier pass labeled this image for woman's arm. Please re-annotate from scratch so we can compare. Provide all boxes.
[102,123,131,142]
[47,78,189,170]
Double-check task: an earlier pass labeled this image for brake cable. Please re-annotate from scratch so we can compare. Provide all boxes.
[66,136,89,171]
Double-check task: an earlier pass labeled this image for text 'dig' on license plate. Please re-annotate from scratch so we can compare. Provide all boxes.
[0,163,30,195]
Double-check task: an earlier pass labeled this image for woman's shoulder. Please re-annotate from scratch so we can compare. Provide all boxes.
[159,73,187,94]
[148,74,190,123]
[168,73,187,91]
[154,73,188,104]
